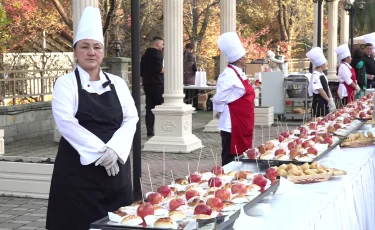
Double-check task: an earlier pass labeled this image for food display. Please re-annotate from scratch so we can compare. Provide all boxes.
[340,131,375,148]
[100,165,279,229]
[273,162,347,184]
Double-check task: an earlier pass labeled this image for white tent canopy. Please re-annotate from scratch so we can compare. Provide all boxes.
[353,32,375,44]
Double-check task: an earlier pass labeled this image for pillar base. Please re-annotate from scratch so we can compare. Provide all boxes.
[327,70,338,81]
[203,118,219,133]
[143,103,203,153]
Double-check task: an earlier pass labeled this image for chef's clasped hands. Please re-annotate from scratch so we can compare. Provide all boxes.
[96,146,120,176]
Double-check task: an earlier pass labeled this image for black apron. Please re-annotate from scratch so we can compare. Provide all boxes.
[46,69,133,230]
[312,75,329,117]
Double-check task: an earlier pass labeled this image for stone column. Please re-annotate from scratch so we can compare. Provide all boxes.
[313,2,323,48]
[339,1,349,45]
[73,0,99,39]
[327,0,339,81]
[143,0,202,153]
[204,0,236,133]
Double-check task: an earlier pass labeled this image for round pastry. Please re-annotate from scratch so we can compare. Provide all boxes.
[235,171,247,180]
[275,154,289,161]
[231,194,249,204]
[120,215,143,226]
[154,217,175,228]
[187,197,205,208]
[226,171,237,178]
[175,178,188,185]
[169,187,178,193]
[221,201,236,211]
[247,184,260,192]
[194,214,212,220]
[132,200,144,207]
[185,184,199,191]
[168,210,186,221]
[113,210,127,217]
[176,191,186,198]
[223,183,232,189]
[198,180,208,185]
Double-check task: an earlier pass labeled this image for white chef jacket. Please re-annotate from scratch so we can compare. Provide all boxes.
[308,70,327,97]
[337,62,353,99]
[213,65,246,133]
[52,66,139,165]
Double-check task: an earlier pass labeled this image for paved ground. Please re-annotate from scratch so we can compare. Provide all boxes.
[0,110,302,229]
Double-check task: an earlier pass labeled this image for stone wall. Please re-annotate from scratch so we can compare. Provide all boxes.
[0,102,54,143]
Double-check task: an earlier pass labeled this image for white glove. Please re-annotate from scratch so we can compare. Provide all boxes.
[355,85,361,94]
[328,98,336,112]
[96,147,119,170]
[106,162,119,177]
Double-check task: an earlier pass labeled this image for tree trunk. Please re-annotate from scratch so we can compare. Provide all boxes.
[51,0,73,30]
[277,0,287,41]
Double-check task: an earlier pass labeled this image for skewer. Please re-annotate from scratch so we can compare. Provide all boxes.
[171,170,175,184]
[147,163,153,192]
[255,158,260,174]
[286,124,289,134]
[268,126,271,141]
[261,125,264,144]
[210,146,216,165]
[139,177,145,204]
[187,163,191,183]
[196,147,203,173]
[235,145,239,162]
[163,146,165,186]
[252,128,255,149]
[267,160,270,168]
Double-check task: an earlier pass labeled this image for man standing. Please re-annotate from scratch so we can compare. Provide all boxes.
[213,32,255,166]
[183,43,198,110]
[362,43,375,89]
[141,37,164,139]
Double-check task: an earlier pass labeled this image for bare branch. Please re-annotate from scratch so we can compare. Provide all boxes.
[51,0,73,30]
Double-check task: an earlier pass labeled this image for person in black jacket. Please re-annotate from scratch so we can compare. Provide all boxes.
[141,37,164,139]
[351,45,367,98]
[362,43,375,89]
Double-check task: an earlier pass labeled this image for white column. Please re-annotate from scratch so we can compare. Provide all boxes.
[73,0,99,39]
[204,0,236,133]
[339,1,349,45]
[313,2,323,48]
[143,0,202,153]
[327,0,339,81]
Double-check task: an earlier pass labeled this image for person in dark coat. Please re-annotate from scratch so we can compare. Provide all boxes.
[183,43,199,110]
[351,45,367,98]
[141,37,164,139]
[46,6,138,230]
[362,43,375,89]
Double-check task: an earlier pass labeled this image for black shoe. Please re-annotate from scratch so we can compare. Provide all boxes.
[147,135,154,140]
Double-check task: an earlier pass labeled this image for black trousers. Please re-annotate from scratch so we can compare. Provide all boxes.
[144,85,164,136]
[221,131,235,166]
[184,89,199,109]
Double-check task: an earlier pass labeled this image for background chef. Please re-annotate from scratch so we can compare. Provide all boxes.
[46,6,138,230]
[213,32,255,166]
[307,47,336,117]
[335,43,360,105]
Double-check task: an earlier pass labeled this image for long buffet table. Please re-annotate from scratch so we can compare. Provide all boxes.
[224,128,375,230]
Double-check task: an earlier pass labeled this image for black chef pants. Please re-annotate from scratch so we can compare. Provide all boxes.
[144,85,164,137]
[221,131,235,166]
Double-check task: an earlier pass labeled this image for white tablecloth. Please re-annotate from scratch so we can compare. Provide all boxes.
[232,144,375,230]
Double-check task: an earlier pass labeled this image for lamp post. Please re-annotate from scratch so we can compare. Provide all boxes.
[344,0,365,54]
[313,0,334,48]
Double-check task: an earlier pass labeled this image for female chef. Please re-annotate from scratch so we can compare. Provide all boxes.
[46,7,138,230]
[335,43,361,105]
[307,47,336,117]
[213,32,255,166]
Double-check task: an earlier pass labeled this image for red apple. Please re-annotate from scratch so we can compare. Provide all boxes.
[265,167,278,180]
[214,188,231,201]
[186,190,201,201]
[281,131,290,138]
[309,122,317,130]
[278,135,285,142]
[327,125,336,132]
[288,141,297,150]
[335,111,342,117]
[275,148,286,156]
[265,141,274,150]
[334,123,342,130]
[253,174,267,188]
[302,140,313,149]
[317,120,325,126]
[367,110,373,115]
[307,147,318,155]
[231,183,247,195]
[169,198,185,211]
[321,132,332,139]
[344,117,351,124]
[295,138,303,145]
[206,197,223,212]
[299,127,308,134]
[137,203,154,221]
[211,166,224,176]
[194,204,212,215]
[246,148,258,159]
[157,185,172,198]
[359,111,367,118]
[188,173,202,183]
[258,144,267,154]
[324,137,333,146]
[147,192,163,205]
[208,177,222,188]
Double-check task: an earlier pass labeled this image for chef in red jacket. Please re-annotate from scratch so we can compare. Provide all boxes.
[213,32,255,165]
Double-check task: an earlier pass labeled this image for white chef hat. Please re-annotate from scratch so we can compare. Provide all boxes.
[306,47,327,67]
[218,32,246,63]
[266,50,275,58]
[73,6,104,45]
[335,43,351,61]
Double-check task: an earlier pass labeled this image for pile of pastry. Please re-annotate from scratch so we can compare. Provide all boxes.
[109,166,275,228]
[276,162,346,177]
[341,131,375,148]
